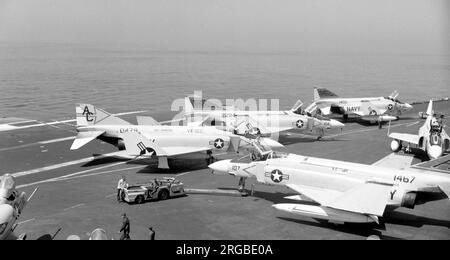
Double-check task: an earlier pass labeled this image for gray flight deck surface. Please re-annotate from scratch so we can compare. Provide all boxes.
[1,101,449,240]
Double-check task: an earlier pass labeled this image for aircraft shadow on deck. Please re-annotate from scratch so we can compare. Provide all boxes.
[135,159,211,174]
[330,115,419,127]
[276,217,403,240]
[81,154,212,172]
[383,211,450,229]
[81,155,130,167]
[250,190,317,205]
[278,135,348,146]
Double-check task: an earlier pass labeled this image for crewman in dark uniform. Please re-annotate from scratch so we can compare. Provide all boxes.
[118,213,130,240]
[148,226,156,240]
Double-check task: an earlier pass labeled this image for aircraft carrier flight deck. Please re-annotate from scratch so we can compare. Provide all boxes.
[1,100,449,240]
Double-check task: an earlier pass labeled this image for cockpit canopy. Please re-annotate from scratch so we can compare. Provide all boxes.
[385,96,404,104]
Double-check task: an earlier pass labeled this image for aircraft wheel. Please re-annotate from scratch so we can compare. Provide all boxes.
[158,189,169,200]
[135,195,145,204]
[343,114,348,121]
[390,139,402,152]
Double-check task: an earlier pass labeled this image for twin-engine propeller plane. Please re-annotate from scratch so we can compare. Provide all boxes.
[184,95,344,139]
[71,104,283,169]
[0,174,37,240]
[209,142,450,224]
[305,88,413,126]
[389,100,449,159]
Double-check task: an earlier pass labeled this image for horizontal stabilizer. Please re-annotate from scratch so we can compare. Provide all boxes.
[70,131,105,150]
[136,116,161,126]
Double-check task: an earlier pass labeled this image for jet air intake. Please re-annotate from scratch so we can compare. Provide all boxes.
[391,190,417,209]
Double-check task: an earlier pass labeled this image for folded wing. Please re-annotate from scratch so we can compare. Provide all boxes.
[389,133,420,145]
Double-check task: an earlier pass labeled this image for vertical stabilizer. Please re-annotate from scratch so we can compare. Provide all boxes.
[75,104,130,126]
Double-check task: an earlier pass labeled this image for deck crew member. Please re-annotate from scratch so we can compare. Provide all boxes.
[148,226,155,240]
[117,176,126,202]
[118,213,130,240]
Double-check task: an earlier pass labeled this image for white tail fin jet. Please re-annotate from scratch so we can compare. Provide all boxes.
[184,95,344,139]
[71,104,283,168]
[389,100,450,159]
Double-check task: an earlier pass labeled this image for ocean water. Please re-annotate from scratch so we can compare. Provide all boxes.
[0,43,448,121]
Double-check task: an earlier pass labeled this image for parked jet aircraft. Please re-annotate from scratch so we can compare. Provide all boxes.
[209,144,450,224]
[305,88,413,125]
[71,104,283,168]
[184,95,344,138]
[0,174,37,240]
[389,100,449,159]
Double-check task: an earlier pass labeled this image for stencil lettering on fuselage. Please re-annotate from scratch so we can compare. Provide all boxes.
[345,106,360,112]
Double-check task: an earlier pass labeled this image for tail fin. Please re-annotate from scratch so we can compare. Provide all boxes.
[314,87,338,101]
[426,100,433,116]
[184,97,195,115]
[184,95,205,115]
[75,104,130,126]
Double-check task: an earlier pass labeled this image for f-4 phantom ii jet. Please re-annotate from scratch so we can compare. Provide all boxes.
[305,88,413,125]
[71,104,283,169]
[184,95,344,139]
[389,100,450,159]
[209,144,450,224]
[0,174,37,240]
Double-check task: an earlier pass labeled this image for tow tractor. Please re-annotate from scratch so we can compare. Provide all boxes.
[123,177,185,204]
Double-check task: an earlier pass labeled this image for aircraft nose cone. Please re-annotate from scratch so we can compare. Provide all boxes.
[404,103,413,111]
[0,204,14,224]
[428,145,442,159]
[329,119,345,128]
[208,159,232,174]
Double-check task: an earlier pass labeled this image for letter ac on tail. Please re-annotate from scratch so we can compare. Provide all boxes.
[76,104,130,126]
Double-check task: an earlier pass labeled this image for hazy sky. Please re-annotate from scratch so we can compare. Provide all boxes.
[0,0,448,54]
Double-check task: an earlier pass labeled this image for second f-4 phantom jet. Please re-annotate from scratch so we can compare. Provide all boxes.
[209,143,450,224]
[71,104,283,169]
[389,100,450,159]
[184,95,344,138]
[305,88,413,125]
